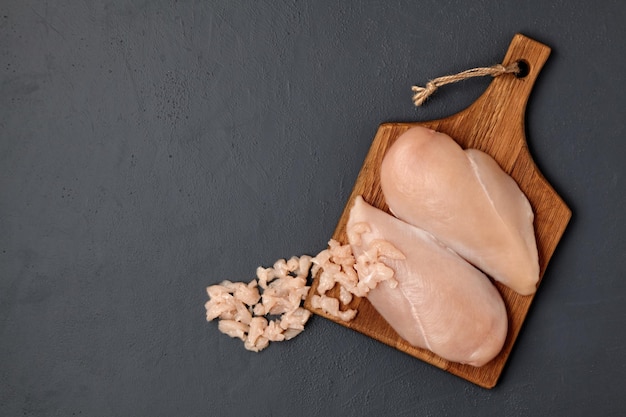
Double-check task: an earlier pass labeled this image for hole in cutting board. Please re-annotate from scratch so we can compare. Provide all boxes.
[515,60,530,78]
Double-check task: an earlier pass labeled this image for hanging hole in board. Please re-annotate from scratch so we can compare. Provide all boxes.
[515,60,530,78]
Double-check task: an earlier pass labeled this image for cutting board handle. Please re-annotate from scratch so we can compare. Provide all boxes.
[432,33,551,171]
[498,33,552,118]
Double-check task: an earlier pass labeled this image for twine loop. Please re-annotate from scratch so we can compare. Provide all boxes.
[411,62,520,107]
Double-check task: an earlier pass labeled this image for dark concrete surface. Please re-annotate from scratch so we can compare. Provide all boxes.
[2,1,625,416]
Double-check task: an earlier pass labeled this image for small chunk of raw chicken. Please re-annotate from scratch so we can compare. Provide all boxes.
[244,317,270,352]
[218,320,248,341]
[380,126,539,295]
[347,196,508,367]
[310,294,357,322]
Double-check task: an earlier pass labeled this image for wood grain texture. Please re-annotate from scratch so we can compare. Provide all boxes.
[304,34,571,388]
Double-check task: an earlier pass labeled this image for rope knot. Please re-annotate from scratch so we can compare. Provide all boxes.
[411,81,438,107]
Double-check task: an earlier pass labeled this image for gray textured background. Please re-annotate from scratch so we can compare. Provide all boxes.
[2,1,625,416]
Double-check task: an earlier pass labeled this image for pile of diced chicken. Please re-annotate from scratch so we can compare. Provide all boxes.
[205,235,403,352]
[310,234,403,322]
[205,256,313,352]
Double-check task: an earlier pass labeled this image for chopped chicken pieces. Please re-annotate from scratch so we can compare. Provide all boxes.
[280,307,311,331]
[310,237,403,321]
[205,255,313,352]
[311,294,357,322]
[206,239,401,351]
[264,320,286,342]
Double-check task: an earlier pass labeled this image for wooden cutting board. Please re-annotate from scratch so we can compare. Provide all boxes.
[304,33,571,389]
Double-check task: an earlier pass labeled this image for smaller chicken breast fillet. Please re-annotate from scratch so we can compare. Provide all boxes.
[348,196,508,367]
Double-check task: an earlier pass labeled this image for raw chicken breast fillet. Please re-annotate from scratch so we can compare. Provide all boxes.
[380,126,539,295]
[347,196,508,367]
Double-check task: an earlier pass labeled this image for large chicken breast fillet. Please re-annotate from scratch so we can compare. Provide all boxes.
[380,126,539,295]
